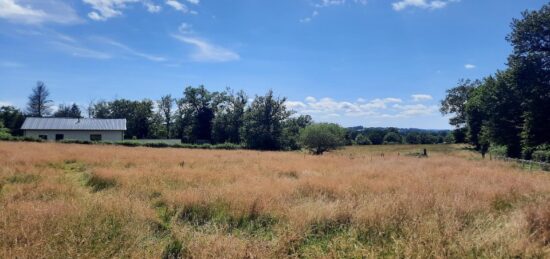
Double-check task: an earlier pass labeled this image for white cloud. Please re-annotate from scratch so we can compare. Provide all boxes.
[464,64,476,69]
[392,0,458,11]
[93,37,166,62]
[178,22,193,33]
[172,34,240,62]
[305,96,317,103]
[83,0,139,21]
[411,94,433,102]
[144,2,161,12]
[287,95,437,122]
[186,0,199,5]
[393,103,439,116]
[83,0,175,20]
[165,0,189,12]
[0,0,81,24]
[301,0,366,23]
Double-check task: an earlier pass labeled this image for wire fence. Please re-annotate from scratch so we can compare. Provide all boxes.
[492,155,550,172]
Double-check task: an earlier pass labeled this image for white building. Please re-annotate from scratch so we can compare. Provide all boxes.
[21,117,126,142]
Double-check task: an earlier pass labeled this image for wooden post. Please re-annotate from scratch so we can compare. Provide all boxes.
[423,148,427,157]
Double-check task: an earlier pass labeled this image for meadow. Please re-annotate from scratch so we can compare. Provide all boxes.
[1,142,549,258]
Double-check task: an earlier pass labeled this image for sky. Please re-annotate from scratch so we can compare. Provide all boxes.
[0,0,547,129]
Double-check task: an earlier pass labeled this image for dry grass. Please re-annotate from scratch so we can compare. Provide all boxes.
[1,142,549,258]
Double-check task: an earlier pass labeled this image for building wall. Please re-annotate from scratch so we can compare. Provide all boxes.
[24,130,124,142]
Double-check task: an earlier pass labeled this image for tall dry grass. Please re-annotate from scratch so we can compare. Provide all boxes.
[0,142,549,258]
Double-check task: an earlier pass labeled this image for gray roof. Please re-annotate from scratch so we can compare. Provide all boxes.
[21,117,126,131]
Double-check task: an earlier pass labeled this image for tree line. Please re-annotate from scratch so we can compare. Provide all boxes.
[441,4,550,161]
[346,127,452,146]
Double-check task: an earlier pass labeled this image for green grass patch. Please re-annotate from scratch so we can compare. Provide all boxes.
[177,201,278,238]
[161,238,187,259]
[81,173,117,192]
[5,174,40,184]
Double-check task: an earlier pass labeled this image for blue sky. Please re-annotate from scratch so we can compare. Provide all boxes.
[0,0,547,129]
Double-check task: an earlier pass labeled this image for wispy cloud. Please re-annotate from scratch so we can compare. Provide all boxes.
[0,0,81,24]
[171,24,239,62]
[464,64,476,69]
[0,61,24,68]
[83,0,171,21]
[300,0,367,23]
[411,94,433,102]
[93,37,166,62]
[172,34,240,62]
[50,41,111,60]
[392,0,459,11]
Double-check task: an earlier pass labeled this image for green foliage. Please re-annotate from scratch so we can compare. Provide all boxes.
[532,145,550,163]
[241,90,291,150]
[211,89,247,144]
[383,132,402,144]
[0,121,11,138]
[176,86,218,143]
[442,4,550,159]
[54,103,82,118]
[354,134,371,145]
[299,123,346,155]
[82,173,117,192]
[90,99,155,139]
[489,145,507,157]
[0,106,25,136]
[440,79,481,127]
[281,115,313,150]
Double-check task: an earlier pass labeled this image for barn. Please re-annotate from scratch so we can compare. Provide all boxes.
[21,117,126,142]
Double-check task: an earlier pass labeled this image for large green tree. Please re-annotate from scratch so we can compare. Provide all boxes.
[241,90,290,150]
[299,123,346,155]
[507,4,550,154]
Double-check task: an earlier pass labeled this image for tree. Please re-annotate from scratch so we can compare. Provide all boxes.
[54,103,82,118]
[178,86,218,143]
[405,132,420,144]
[383,132,402,144]
[354,134,372,145]
[440,79,481,128]
[241,90,291,150]
[0,121,10,138]
[27,81,53,117]
[299,123,346,155]
[506,4,550,154]
[212,89,247,144]
[281,115,313,150]
[157,95,174,139]
[0,106,25,136]
[90,99,154,139]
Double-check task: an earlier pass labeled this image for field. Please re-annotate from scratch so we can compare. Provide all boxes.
[1,142,549,258]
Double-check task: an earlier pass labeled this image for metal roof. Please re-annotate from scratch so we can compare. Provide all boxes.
[21,117,126,131]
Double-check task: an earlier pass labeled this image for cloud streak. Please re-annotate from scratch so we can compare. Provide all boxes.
[172,34,240,62]
[392,0,459,11]
[0,0,81,24]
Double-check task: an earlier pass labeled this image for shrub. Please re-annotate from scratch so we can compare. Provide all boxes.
[532,144,550,163]
[299,123,346,155]
[489,145,507,158]
[354,134,372,145]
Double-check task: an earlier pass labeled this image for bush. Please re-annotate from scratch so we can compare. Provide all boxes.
[489,145,507,158]
[299,123,346,155]
[354,134,372,145]
[532,144,550,163]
